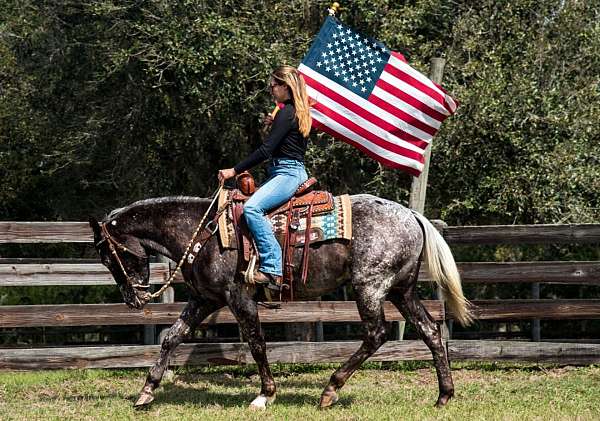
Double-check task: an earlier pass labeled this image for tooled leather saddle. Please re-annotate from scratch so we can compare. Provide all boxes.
[229,172,334,298]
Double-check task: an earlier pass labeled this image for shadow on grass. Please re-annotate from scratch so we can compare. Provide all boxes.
[137,383,356,409]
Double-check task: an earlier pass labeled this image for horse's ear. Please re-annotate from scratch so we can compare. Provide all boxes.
[88,216,102,238]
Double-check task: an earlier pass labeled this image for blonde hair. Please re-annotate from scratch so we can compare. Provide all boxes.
[271,66,312,137]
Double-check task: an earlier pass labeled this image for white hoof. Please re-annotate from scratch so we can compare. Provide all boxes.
[249,394,275,410]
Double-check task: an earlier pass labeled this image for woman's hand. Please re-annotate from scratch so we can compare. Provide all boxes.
[262,114,274,127]
[218,168,236,184]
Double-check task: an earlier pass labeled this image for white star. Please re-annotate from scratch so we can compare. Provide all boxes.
[354,57,360,63]
[376,57,382,63]
[372,42,378,48]
[345,53,350,59]
[354,33,360,39]
[359,79,365,85]
[332,33,338,38]
[337,24,343,30]
[339,61,345,68]
[349,42,354,48]
[351,50,357,55]
[334,71,340,76]
[367,52,373,58]
[324,59,329,64]
[333,63,339,69]
[355,65,361,71]
[343,44,349,51]
[346,29,351,34]
[369,59,375,64]
[357,71,363,77]
[352,81,358,87]
[371,66,377,72]
[360,54,366,60]
[366,77,372,82]
[362,62,368,68]
[334,40,340,46]
[361,86,367,92]
[358,47,364,53]
[341,68,347,75]
[336,48,341,54]
[343,76,349,82]
[326,66,331,72]
[322,52,328,58]
[350,74,356,80]
[317,61,322,67]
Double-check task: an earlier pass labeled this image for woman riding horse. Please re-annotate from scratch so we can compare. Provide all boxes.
[218,65,312,291]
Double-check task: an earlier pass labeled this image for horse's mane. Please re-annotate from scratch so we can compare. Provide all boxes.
[106,196,209,221]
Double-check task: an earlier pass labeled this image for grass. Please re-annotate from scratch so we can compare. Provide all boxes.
[0,362,599,420]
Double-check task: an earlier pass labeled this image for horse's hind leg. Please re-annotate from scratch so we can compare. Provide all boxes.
[319,289,387,408]
[225,286,276,410]
[388,286,454,407]
[135,297,221,408]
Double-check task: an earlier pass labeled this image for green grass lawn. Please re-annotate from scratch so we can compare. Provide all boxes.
[0,362,598,420]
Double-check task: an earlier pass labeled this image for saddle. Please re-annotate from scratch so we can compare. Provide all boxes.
[229,172,335,299]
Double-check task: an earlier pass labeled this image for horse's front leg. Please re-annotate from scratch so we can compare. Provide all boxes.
[226,286,276,410]
[135,297,221,408]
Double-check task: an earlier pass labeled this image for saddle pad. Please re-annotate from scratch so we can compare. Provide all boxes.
[217,189,352,249]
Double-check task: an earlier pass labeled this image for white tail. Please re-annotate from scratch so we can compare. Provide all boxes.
[412,212,473,326]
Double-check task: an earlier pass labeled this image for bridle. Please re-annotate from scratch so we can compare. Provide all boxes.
[96,183,228,304]
[97,223,150,291]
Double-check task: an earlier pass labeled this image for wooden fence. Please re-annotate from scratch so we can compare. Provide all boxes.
[1,221,600,369]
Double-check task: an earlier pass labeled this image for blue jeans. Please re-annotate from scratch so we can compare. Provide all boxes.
[243,159,308,276]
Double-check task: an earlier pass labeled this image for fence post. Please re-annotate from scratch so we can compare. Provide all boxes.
[404,57,447,342]
[531,282,541,341]
[157,255,175,344]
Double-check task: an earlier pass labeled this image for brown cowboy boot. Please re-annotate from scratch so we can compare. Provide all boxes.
[253,271,283,292]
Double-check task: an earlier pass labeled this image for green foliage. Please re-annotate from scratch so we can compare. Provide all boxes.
[1,1,598,225]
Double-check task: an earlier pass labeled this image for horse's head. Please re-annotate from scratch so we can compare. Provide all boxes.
[89,217,151,310]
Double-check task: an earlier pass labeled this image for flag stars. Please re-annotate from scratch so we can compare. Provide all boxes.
[352,81,358,87]
[376,57,382,63]
[361,86,367,92]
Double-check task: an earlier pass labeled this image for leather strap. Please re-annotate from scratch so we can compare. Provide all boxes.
[301,193,317,285]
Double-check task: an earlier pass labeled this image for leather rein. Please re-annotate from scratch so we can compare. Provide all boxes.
[97,184,227,303]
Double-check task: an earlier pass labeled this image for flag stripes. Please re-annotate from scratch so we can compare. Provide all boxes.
[299,16,457,175]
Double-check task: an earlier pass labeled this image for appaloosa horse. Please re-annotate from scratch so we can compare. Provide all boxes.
[90,193,471,409]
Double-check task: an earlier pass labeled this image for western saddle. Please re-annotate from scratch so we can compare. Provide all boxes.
[229,172,334,299]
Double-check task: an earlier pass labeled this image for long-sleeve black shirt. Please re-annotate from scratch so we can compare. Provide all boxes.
[234,100,308,174]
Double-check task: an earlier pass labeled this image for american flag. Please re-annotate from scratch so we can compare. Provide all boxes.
[299,16,458,176]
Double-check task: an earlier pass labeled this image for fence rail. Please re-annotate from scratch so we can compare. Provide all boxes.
[2,340,600,370]
[2,261,599,286]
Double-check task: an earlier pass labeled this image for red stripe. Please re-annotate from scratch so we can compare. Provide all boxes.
[383,62,446,108]
[391,51,407,63]
[312,102,425,161]
[370,89,438,137]
[313,120,422,176]
[377,76,447,122]
[302,73,429,149]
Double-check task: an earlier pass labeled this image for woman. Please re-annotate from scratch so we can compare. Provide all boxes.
[218,66,312,291]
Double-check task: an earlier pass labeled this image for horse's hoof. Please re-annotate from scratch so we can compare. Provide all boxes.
[134,392,155,408]
[434,393,453,408]
[319,391,339,409]
[249,393,275,410]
